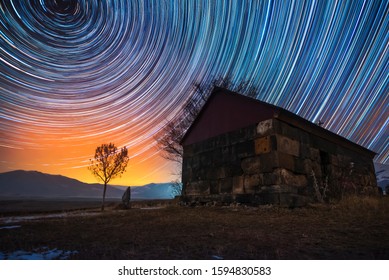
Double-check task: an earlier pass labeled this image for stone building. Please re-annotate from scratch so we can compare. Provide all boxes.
[181,87,377,206]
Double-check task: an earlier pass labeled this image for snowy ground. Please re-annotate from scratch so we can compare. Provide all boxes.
[0,247,78,260]
[0,211,101,224]
[0,225,21,230]
[0,207,166,260]
[0,211,96,259]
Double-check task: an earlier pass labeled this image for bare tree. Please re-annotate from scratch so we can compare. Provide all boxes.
[170,180,183,198]
[156,82,209,164]
[156,77,259,165]
[89,143,129,211]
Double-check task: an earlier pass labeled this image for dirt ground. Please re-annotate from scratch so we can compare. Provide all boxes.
[0,196,388,259]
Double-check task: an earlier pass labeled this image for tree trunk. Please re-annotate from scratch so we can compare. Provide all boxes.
[101,183,107,211]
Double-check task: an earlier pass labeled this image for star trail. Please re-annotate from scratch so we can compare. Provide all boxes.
[0,0,388,185]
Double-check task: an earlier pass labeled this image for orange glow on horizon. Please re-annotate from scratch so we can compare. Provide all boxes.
[0,126,179,186]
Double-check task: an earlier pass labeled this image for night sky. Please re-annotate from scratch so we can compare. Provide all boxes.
[1,0,388,185]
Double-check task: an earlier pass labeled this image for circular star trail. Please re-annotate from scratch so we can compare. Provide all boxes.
[0,0,388,184]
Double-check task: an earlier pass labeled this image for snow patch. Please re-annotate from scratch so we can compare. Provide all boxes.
[212,255,224,260]
[140,207,164,210]
[0,211,101,224]
[0,225,21,230]
[0,247,78,260]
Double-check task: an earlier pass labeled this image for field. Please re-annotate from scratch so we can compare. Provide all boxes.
[0,197,120,214]
[0,197,388,259]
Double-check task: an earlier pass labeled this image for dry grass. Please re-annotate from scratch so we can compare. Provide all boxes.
[0,196,388,259]
[336,195,383,211]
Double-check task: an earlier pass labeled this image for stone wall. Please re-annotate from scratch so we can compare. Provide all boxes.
[182,118,377,206]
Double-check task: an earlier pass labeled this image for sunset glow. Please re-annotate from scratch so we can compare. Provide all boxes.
[1,1,388,185]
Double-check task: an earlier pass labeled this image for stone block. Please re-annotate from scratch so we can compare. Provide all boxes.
[303,159,312,174]
[183,145,194,157]
[330,154,339,166]
[229,163,244,176]
[324,142,337,154]
[214,134,229,147]
[294,157,306,174]
[311,162,322,178]
[220,194,235,204]
[237,141,255,158]
[191,155,201,169]
[262,173,280,185]
[233,176,244,194]
[235,194,255,204]
[244,174,261,192]
[277,152,295,172]
[255,136,271,154]
[279,121,300,140]
[192,142,202,155]
[229,127,247,144]
[277,134,300,156]
[182,156,192,170]
[200,153,212,167]
[185,180,210,195]
[191,167,207,181]
[310,148,320,162]
[256,119,273,136]
[337,156,353,169]
[328,165,342,178]
[279,193,311,207]
[219,177,233,193]
[263,170,296,187]
[353,162,367,174]
[241,156,261,174]
[259,185,285,193]
[299,130,310,144]
[182,166,192,181]
[296,185,309,196]
[369,173,377,186]
[258,152,279,172]
[310,135,324,150]
[218,164,232,179]
[367,162,376,173]
[220,146,230,160]
[246,125,257,139]
[209,180,219,194]
[270,135,278,150]
[201,138,214,152]
[256,193,281,205]
[215,167,227,179]
[228,145,239,162]
[212,148,223,166]
[206,168,216,180]
[275,168,308,187]
[300,143,311,159]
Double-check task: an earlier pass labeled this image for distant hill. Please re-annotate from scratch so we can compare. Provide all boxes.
[129,183,179,200]
[0,170,176,200]
[375,162,389,193]
[0,165,386,199]
[0,170,123,199]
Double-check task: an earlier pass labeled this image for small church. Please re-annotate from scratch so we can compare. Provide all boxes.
[180,87,377,206]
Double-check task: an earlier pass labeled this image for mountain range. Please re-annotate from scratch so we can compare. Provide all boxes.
[375,162,389,192]
[0,170,177,200]
[0,163,387,200]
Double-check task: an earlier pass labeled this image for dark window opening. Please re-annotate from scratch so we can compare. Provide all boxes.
[320,150,330,176]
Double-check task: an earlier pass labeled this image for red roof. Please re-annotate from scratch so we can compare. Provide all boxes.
[181,87,280,145]
[181,87,376,158]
